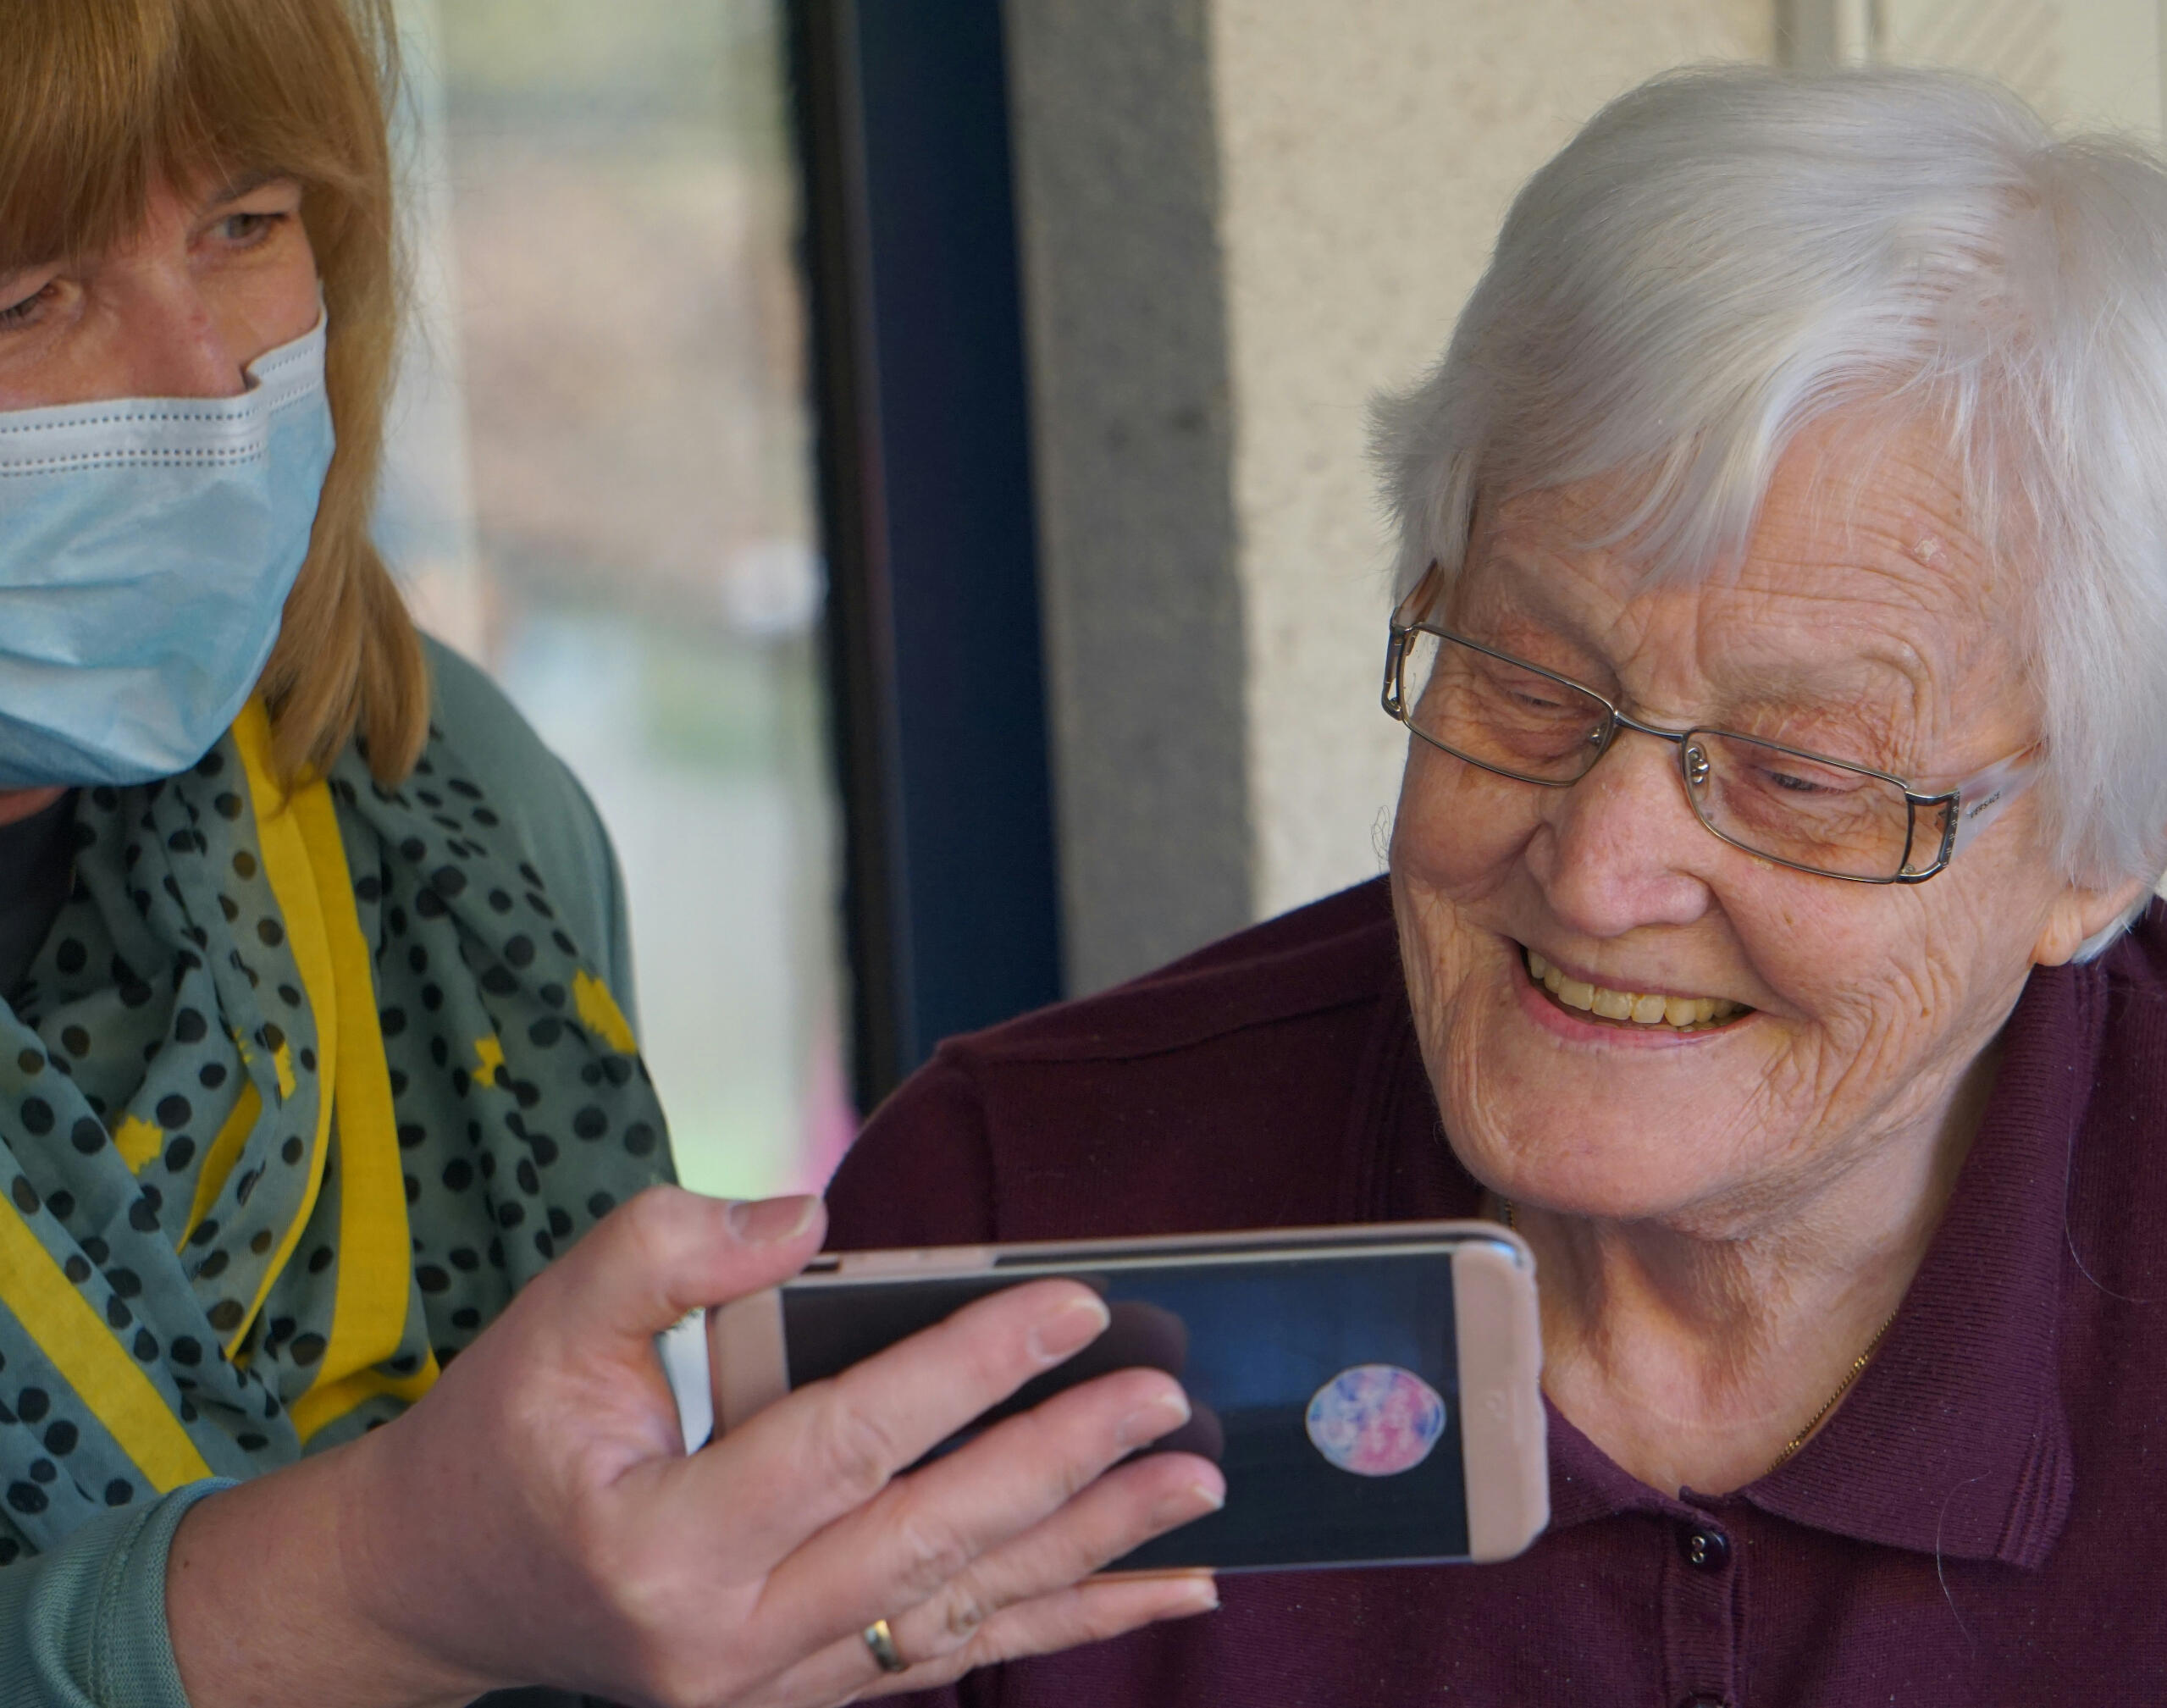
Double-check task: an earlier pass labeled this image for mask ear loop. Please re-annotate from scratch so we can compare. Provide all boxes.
[1944,749,2046,862]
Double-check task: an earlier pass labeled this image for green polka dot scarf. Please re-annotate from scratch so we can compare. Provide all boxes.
[0,700,671,1562]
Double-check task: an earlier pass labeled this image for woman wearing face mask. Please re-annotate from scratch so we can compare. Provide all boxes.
[0,4,1224,1705]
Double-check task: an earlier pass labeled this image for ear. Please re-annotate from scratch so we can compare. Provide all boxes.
[2033,874,2156,967]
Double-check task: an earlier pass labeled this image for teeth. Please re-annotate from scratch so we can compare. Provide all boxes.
[1523,947,1744,1031]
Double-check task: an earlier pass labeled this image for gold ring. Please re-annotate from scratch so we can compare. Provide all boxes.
[862,1617,908,1674]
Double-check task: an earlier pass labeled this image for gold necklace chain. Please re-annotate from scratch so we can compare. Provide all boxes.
[1498,1197,1899,1477]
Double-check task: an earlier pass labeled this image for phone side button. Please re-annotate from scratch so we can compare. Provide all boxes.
[1476,1382,1539,1451]
[837,1246,998,1277]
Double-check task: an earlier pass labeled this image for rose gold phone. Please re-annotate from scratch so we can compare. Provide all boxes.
[700,1221,1546,1572]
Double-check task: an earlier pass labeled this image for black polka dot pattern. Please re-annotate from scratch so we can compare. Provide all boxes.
[0,711,672,1551]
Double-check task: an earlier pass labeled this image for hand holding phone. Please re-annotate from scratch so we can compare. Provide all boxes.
[679,1222,1548,1575]
[174,1188,1223,1708]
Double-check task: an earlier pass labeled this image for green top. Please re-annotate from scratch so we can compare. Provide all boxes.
[0,638,658,1708]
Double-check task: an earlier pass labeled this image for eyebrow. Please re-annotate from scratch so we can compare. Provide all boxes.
[1446,559,1599,650]
[201,168,294,208]
[0,169,301,279]
[1452,565,1942,754]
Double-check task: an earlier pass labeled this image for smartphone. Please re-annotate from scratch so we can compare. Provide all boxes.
[688,1221,1546,1573]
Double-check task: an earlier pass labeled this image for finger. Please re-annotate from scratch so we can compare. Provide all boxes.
[757,1573,1219,1705]
[752,1362,1194,1667]
[891,1573,1221,1695]
[690,1277,1112,1562]
[883,1449,1224,1672]
[533,1186,827,1344]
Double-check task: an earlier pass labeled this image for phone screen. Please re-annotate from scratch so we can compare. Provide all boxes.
[781,1248,1468,1571]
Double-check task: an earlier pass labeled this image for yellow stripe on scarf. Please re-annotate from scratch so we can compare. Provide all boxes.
[231,703,436,1438]
[286,771,439,1440]
[180,1081,263,1248]
[0,1213,211,1491]
[225,704,340,1360]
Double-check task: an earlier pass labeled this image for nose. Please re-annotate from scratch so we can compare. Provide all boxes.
[107,272,250,401]
[1524,725,1716,937]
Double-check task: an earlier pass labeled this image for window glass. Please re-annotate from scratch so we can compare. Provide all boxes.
[379,0,853,1198]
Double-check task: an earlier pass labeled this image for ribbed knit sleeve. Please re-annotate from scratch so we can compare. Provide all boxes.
[0,1480,228,1708]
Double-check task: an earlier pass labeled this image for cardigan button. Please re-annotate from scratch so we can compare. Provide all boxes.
[1678,1696,1729,1708]
[1679,1523,1731,1572]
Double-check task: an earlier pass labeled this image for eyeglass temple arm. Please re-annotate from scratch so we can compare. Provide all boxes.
[1939,750,2045,863]
[1381,626,1412,719]
[1381,569,1446,721]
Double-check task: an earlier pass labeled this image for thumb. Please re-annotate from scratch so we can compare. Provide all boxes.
[545,1185,828,1343]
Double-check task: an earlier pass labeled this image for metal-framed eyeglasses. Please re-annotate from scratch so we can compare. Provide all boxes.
[1380,585,2041,885]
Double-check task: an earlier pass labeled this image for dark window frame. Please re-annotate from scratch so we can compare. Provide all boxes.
[790,0,1065,1113]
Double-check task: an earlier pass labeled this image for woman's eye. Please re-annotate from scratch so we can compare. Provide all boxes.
[216,210,288,246]
[1759,765,1849,798]
[1484,669,1574,713]
[0,279,57,328]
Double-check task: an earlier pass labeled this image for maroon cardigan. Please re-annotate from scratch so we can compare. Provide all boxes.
[825,878,2167,1705]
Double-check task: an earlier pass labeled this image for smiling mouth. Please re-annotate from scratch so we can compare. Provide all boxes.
[1523,946,1752,1033]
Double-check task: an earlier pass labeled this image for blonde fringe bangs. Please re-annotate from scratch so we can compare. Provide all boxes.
[0,0,429,788]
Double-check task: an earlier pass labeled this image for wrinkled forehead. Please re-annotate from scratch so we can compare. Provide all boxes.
[1452,414,2027,704]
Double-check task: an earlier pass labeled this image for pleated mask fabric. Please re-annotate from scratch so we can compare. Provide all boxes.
[0,701,671,1557]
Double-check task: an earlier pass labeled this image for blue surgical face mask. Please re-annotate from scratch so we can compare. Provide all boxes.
[0,312,334,789]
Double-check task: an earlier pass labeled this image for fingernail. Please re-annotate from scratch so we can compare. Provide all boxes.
[1174,1574,1220,1614]
[727,1195,819,1245]
[1151,1479,1225,1528]
[1118,1387,1192,1450]
[1026,1293,1110,1366]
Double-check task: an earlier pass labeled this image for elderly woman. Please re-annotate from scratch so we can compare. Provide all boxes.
[827,66,2167,1705]
[0,3,1223,1705]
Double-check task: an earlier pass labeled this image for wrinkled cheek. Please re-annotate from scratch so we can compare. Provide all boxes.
[1390,755,1532,1077]
[1389,748,1532,904]
[1781,994,1948,1137]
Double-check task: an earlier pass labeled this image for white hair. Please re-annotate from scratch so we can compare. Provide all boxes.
[1372,66,2167,950]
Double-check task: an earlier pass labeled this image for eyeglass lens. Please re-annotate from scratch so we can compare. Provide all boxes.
[1396,630,1923,881]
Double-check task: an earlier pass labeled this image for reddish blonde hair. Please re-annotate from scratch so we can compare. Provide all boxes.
[0,0,428,785]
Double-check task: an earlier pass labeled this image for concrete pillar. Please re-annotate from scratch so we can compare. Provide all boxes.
[1005,0,1254,994]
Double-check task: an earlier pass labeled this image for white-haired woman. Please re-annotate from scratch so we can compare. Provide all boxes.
[827,66,2167,1705]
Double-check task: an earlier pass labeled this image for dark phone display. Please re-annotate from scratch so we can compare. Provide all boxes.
[780,1252,1468,1571]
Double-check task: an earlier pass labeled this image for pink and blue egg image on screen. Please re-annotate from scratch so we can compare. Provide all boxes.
[1303,1363,1448,1476]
